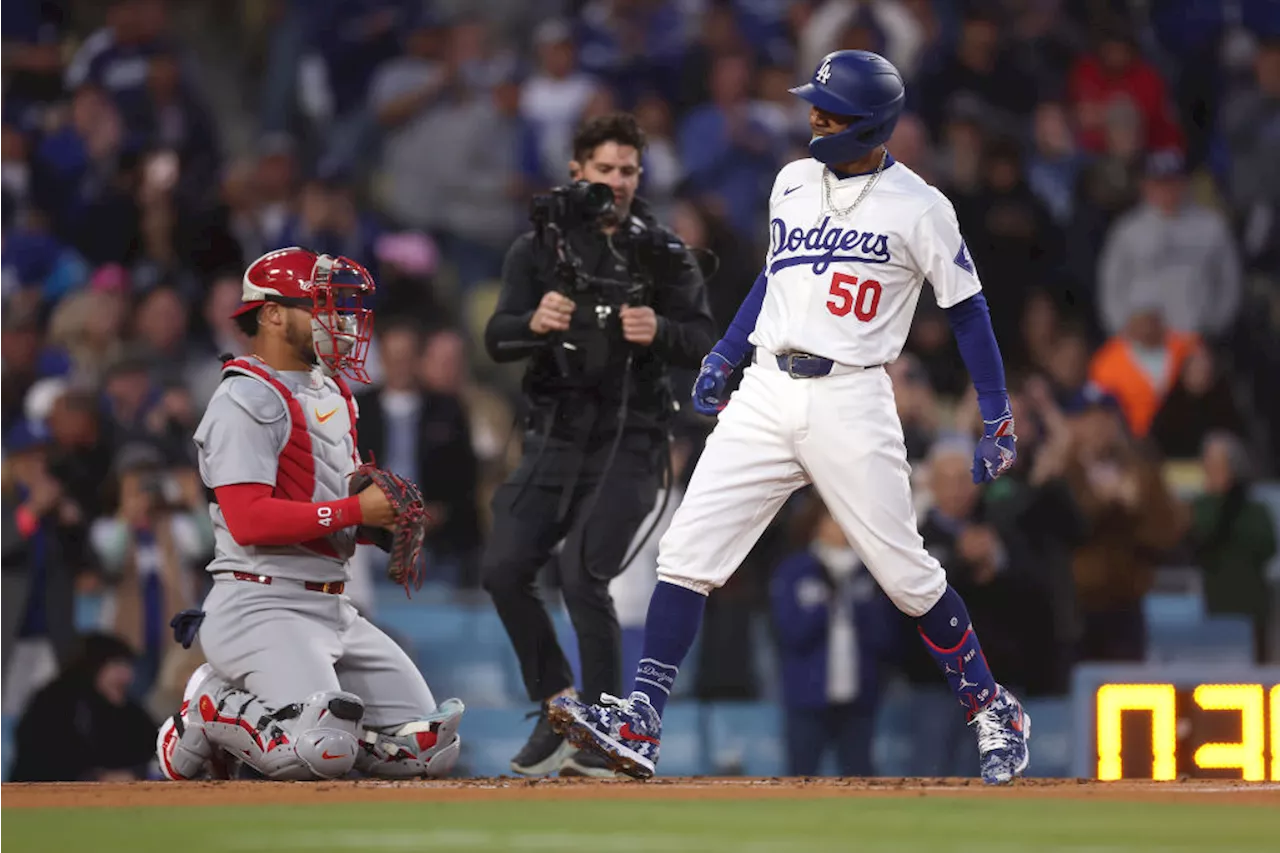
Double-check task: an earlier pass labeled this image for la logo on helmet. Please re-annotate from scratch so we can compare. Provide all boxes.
[816,58,832,85]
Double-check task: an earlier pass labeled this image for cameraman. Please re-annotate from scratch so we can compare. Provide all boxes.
[483,113,715,777]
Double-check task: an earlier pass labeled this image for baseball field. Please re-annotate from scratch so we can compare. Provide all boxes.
[4,778,1279,853]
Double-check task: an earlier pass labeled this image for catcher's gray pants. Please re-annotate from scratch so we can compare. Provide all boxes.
[197,573,437,728]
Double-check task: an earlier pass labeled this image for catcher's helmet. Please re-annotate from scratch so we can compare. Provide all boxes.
[235,247,376,383]
[790,50,905,166]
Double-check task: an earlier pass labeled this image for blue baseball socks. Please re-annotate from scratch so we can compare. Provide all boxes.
[629,581,707,716]
[917,585,998,717]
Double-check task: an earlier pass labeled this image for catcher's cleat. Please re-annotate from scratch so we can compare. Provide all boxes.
[548,692,661,780]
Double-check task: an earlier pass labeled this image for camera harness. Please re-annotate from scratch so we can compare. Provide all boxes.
[512,207,680,577]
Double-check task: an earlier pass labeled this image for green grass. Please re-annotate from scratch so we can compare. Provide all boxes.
[6,798,1278,853]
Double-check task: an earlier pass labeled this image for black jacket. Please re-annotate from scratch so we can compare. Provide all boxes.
[484,200,716,437]
[355,387,481,557]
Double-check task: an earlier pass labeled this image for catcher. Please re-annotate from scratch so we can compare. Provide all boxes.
[156,247,464,781]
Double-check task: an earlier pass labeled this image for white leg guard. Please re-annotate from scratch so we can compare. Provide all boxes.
[356,698,465,778]
[190,672,366,781]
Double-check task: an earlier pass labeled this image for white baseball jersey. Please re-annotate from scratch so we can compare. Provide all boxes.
[749,156,982,367]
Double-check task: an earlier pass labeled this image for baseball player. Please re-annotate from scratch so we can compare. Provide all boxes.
[155,247,464,781]
[550,51,1030,784]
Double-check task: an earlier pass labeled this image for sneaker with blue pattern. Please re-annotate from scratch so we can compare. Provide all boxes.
[970,685,1031,784]
[547,692,661,780]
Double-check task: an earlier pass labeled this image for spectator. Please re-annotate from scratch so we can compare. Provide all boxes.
[140,50,220,208]
[356,321,481,587]
[1067,20,1183,155]
[45,281,127,389]
[1,420,67,717]
[304,0,412,172]
[1065,390,1189,662]
[770,492,896,777]
[185,275,250,410]
[668,197,754,337]
[521,19,605,187]
[798,0,925,88]
[1190,432,1278,661]
[368,13,456,233]
[431,73,536,293]
[575,0,689,108]
[953,135,1061,356]
[752,64,811,150]
[417,326,515,536]
[885,111,936,184]
[1148,348,1249,461]
[674,1,749,117]
[64,0,186,135]
[1,0,68,123]
[91,441,210,698]
[277,171,382,275]
[8,632,157,782]
[1042,326,1093,409]
[679,50,783,240]
[131,284,193,383]
[1027,100,1085,227]
[1087,305,1201,439]
[1,324,37,422]
[1097,149,1242,341]
[933,98,987,199]
[986,376,1088,695]
[1221,35,1280,274]
[915,8,1036,141]
[633,94,683,222]
[32,84,139,266]
[886,353,939,463]
[100,348,160,449]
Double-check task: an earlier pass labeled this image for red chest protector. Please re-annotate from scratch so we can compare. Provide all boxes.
[221,357,361,559]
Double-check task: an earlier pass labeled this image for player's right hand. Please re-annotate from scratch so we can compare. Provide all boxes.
[357,483,398,530]
[692,352,735,416]
[529,291,575,335]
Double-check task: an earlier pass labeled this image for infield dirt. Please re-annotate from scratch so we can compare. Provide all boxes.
[5,777,1279,809]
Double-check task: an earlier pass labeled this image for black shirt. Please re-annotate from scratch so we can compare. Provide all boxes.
[485,206,715,436]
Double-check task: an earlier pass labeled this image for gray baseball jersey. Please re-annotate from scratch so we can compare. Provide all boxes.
[193,357,358,583]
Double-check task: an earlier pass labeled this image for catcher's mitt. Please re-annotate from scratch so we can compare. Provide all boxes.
[349,460,430,595]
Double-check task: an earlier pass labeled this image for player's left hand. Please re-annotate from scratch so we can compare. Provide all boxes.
[620,304,658,346]
[973,406,1017,484]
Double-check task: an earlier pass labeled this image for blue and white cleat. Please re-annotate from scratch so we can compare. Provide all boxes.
[547,692,661,780]
[970,685,1031,785]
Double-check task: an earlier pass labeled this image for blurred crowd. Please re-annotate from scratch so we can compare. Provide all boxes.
[3,0,1280,782]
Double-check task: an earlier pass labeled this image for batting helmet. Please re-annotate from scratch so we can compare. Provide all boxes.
[235,247,377,383]
[790,50,905,166]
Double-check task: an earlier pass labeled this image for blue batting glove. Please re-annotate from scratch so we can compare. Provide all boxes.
[973,404,1017,484]
[692,351,735,416]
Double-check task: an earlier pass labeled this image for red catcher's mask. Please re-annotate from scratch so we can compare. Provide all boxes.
[235,247,376,383]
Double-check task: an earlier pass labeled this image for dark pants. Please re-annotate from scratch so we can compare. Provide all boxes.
[785,702,878,777]
[482,431,660,705]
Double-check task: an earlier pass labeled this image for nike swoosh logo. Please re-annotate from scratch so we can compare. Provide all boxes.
[316,407,340,424]
[321,750,345,760]
[618,723,659,744]
[784,185,802,195]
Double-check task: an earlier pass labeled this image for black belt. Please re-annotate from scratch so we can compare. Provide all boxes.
[752,349,839,378]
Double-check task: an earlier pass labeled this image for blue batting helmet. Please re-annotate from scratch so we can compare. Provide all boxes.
[790,50,905,166]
